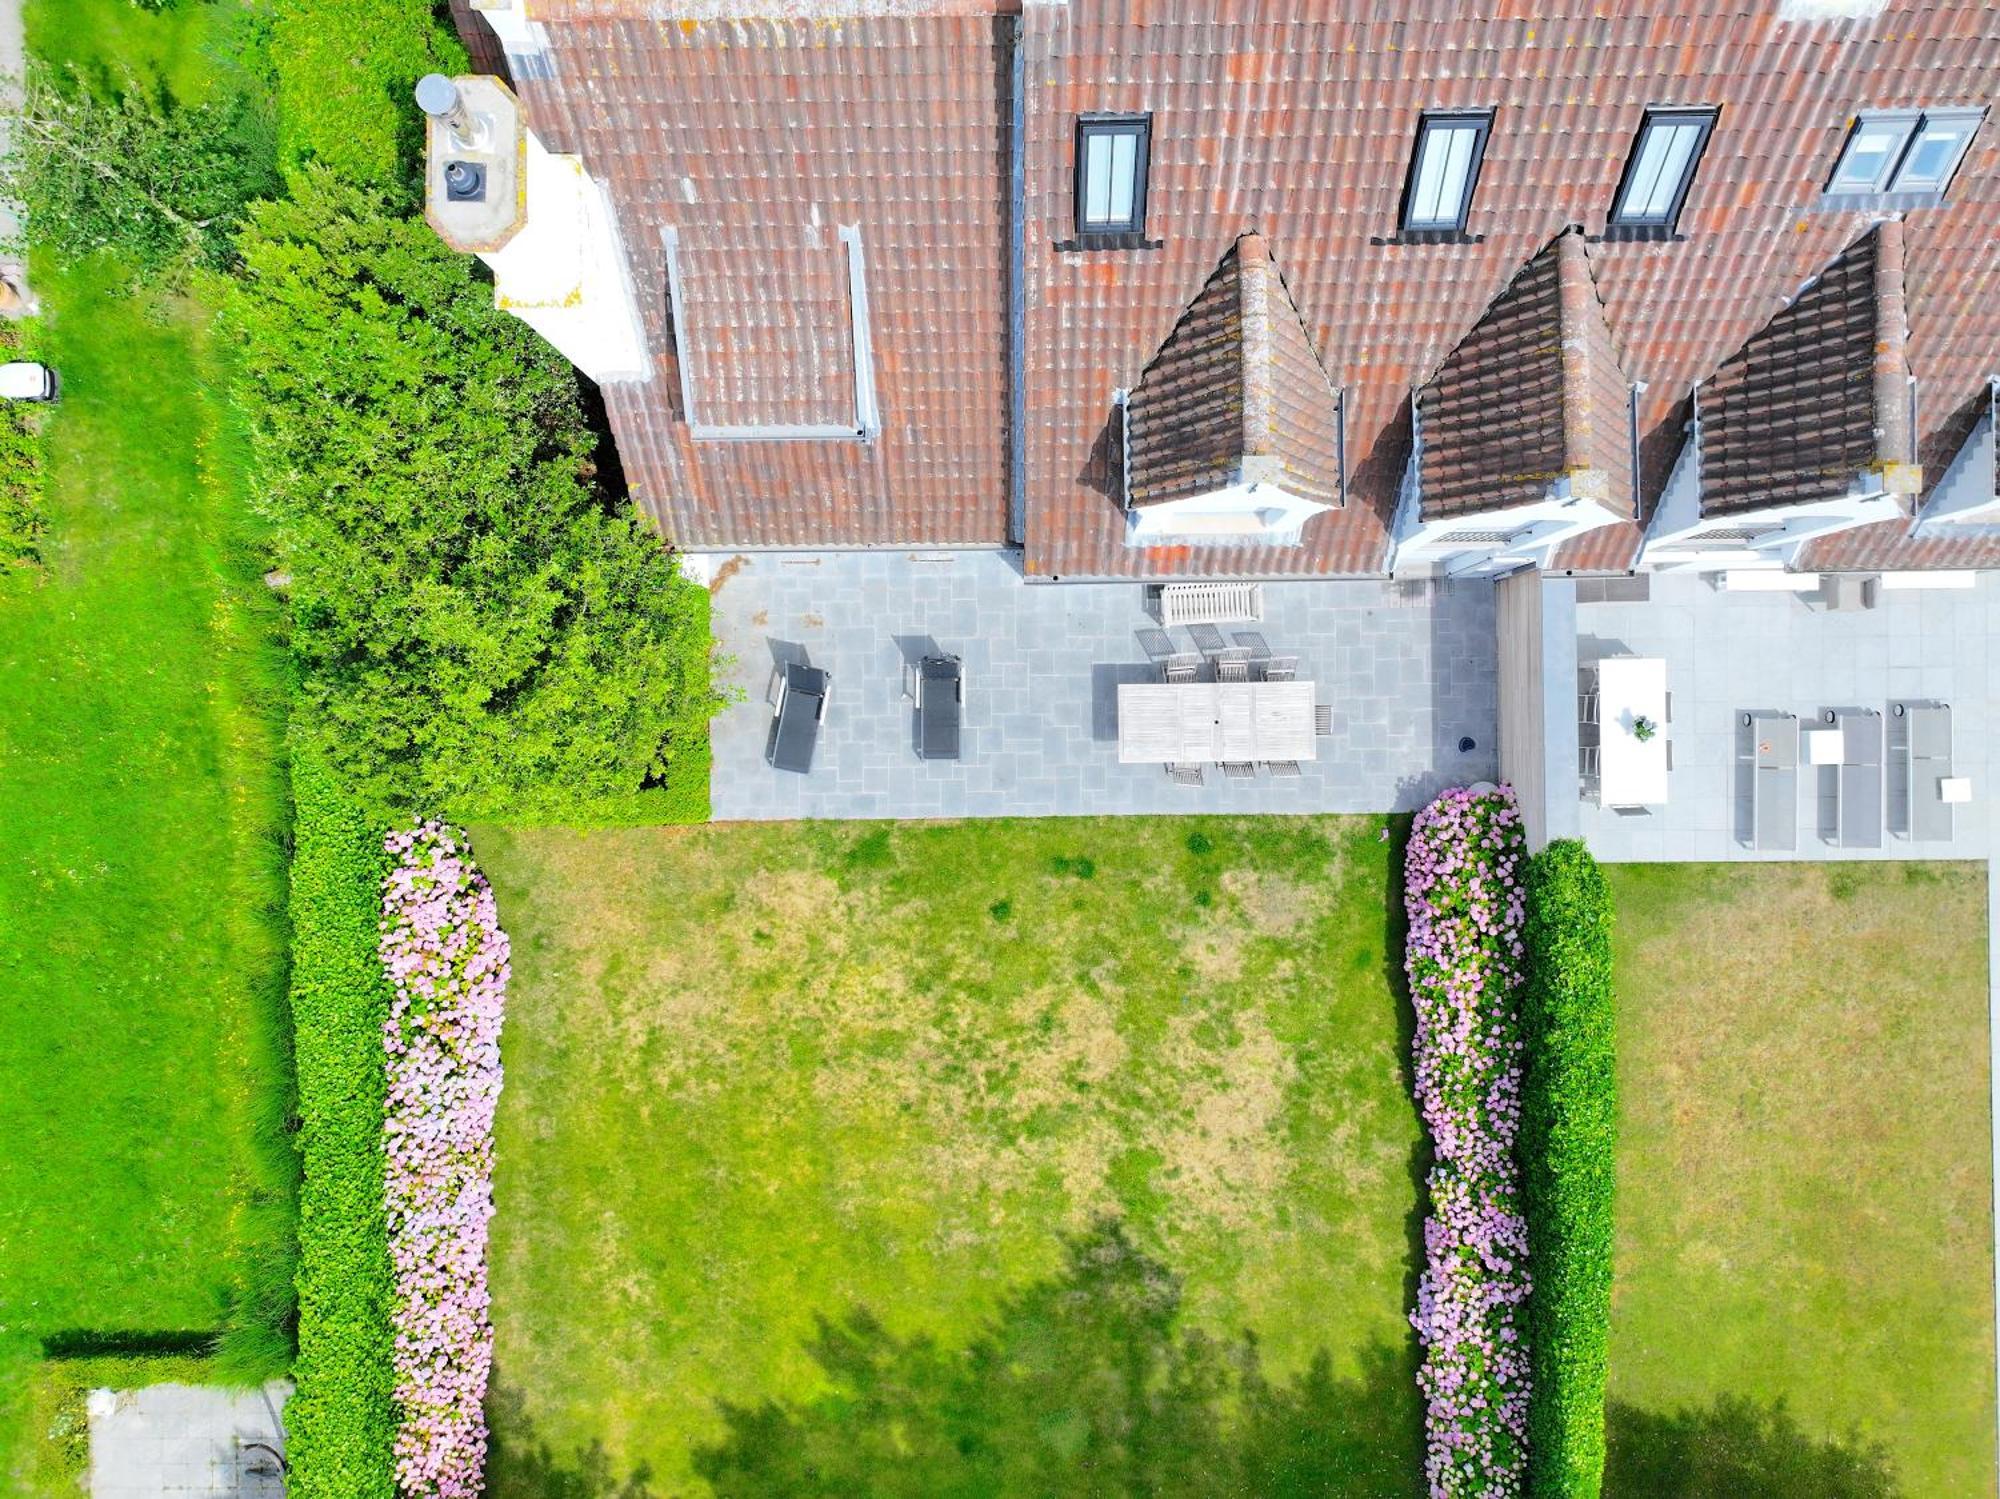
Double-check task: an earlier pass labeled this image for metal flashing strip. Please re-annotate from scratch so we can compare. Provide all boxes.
[840,224,880,442]
[661,223,878,443]
[659,226,703,429]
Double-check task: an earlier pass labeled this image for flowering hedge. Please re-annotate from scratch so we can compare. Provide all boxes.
[1404,787,1532,1497]
[1521,840,1617,1499]
[378,822,511,1498]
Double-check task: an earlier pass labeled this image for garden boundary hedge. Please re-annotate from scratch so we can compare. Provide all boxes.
[1521,839,1617,1499]
[285,749,397,1499]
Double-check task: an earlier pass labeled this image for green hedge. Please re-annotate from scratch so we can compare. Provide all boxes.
[1521,839,1617,1499]
[269,0,464,197]
[285,748,396,1499]
[225,171,719,824]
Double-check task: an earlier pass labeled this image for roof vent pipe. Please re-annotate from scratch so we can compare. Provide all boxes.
[416,73,487,151]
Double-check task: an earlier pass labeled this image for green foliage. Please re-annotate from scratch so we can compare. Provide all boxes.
[225,171,719,823]
[0,320,45,567]
[268,0,464,195]
[1521,839,1617,1499]
[1,63,278,277]
[286,748,397,1499]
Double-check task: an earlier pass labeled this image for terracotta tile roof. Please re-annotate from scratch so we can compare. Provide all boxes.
[1798,516,2000,571]
[504,13,1012,548]
[670,231,858,430]
[477,0,2000,575]
[1123,233,1343,510]
[1019,0,2000,579]
[1418,229,1633,522]
[1696,221,1917,517]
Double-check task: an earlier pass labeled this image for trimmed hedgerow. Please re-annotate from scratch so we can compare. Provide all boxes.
[286,748,397,1499]
[1521,839,1617,1499]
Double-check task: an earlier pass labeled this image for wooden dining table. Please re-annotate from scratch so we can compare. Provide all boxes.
[1116,680,1318,764]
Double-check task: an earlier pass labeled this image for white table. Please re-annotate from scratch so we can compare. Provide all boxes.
[1594,657,1669,807]
[1117,681,1317,764]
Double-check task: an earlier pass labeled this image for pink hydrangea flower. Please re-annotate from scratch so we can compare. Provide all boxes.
[378,822,511,1499]
[1404,788,1531,1497]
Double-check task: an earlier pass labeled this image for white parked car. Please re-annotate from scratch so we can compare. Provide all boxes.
[0,361,57,402]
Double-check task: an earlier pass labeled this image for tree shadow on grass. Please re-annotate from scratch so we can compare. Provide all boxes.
[1606,1394,1900,1498]
[692,1220,1424,1498]
[487,1382,656,1499]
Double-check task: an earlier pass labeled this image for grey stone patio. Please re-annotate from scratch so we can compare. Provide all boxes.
[88,1382,288,1499]
[1564,570,1998,862]
[702,549,1498,820]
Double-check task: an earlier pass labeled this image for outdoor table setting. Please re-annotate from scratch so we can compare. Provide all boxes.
[1593,656,1669,807]
[1116,679,1317,764]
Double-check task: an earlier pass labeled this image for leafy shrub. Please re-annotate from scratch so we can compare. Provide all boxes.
[225,171,718,823]
[1,64,279,278]
[1522,839,1617,1499]
[379,822,510,1497]
[0,319,45,567]
[1403,786,1531,1497]
[269,0,464,195]
[287,748,397,1499]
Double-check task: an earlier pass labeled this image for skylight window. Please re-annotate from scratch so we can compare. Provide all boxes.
[1075,116,1150,237]
[1400,111,1493,233]
[1826,108,1984,197]
[1610,108,1717,229]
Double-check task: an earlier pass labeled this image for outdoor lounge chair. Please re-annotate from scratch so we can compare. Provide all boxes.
[1889,700,1955,842]
[1734,710,1798,850]
[768,662,830,774]
[1220,761,1256,780]
[917,654,964,760]
[1265,760,1302,778]
[1815,707,1882,848]
[1166,763,1204,787]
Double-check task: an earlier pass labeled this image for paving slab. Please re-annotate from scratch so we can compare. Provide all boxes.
[1571,570,1997,862]
[88,1382,288,1499]
[702,550,1498,820]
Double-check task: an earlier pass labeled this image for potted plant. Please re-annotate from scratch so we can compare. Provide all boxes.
[1631,715,1657,742]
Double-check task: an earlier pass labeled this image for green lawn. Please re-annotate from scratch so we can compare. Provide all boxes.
[474,817,1428,1497]
[1605,861,1996,1497]
[0,184,294,1499]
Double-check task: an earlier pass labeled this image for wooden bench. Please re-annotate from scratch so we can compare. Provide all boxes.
[1152,582,1264,627]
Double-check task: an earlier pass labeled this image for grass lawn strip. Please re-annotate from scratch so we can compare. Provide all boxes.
[474,816,1428,1497]
[0,256,295,1362]
[1605,860,1996,1498]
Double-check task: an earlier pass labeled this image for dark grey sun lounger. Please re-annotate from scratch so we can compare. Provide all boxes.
[768,663,830,774]
[917,654,963,760]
